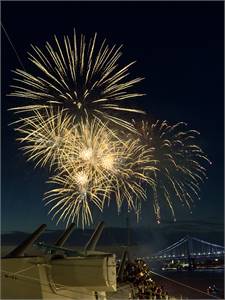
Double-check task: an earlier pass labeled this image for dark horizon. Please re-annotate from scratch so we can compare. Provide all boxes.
[2,221,224,254]
[2,2,224,232]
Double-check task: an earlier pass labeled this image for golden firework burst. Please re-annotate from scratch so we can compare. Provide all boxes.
[14,107,73,169]
[43,117,157,227]
[9,31,145,131]
[44,168,108,228]
[133,119,212,223]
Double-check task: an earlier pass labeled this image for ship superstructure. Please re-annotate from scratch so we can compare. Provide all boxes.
[1,222,130,299]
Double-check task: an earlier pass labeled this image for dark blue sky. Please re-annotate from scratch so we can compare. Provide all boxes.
[2,1,224,232]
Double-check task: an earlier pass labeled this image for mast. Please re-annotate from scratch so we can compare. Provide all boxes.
[126,215,130,248]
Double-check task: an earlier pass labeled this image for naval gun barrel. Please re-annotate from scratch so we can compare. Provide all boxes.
[5,224,47,258]
[84,221,104,251]
[54,223,76,247]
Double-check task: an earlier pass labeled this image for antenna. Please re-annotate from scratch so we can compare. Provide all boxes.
[126,213,131,249]
[117,250,128,282]
[1,22,25,71]
[84,221,104,252]
[5,224,47,258]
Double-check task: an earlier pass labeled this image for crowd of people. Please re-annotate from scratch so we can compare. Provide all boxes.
[118,258,170,299]
[207,284,223,298]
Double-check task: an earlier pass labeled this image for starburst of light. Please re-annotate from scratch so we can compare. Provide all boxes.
[44,169,107,228]
[43,117,157,227]
[9,31,145,131]
[105,138,157,212]
[14,107,73,169]
[133,120,212,223]
[8,29,212,228]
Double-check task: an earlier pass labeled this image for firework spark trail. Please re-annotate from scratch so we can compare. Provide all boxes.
[14,107,73,169]
[60,118,119,182]
[133,120,212,223]
[44,169,108,228]
[9,31,145,131]
[105,137,157,212]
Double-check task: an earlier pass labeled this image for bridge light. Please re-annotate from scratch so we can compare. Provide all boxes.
[198,253,201,255]
[181,254,184,256]
[208,252,211,255]
[217,251,221,254]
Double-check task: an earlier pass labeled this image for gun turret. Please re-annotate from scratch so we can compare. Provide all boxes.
[5,224,47,258]
[35,241,84,257]
[84,221,104,252]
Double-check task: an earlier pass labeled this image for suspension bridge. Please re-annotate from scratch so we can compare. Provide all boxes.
[151,235,224,261]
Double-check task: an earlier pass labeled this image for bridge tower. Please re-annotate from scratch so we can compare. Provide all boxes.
[186,235,195,270]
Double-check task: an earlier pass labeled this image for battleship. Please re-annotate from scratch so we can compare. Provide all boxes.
[1,222,133,299]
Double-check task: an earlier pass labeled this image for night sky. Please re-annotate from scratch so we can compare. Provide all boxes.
[2,1,224,232]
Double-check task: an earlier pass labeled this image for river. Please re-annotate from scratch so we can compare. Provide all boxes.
[150,269,224,299]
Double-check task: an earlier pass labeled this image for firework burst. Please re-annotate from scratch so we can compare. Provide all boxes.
[7,29,211,227]
[133,120,212,223]
[9,31,145,131]
[44,168,108,228]
[14,107,73,169]
[104,137,157,212]
[44,118,157,227]
[60,118,119,183]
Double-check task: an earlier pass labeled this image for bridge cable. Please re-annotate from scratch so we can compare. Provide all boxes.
[149,270,218,299]
[192,237,225,249]
[155,237,188,255]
